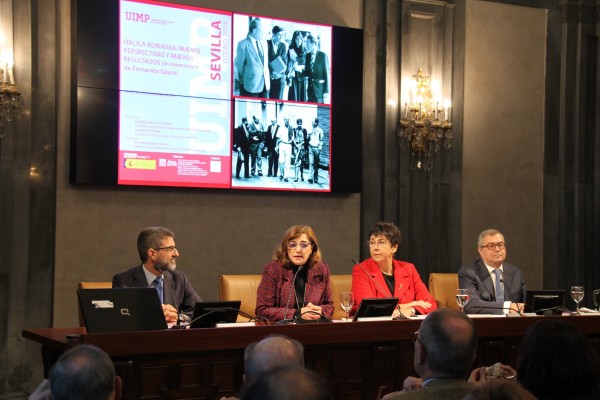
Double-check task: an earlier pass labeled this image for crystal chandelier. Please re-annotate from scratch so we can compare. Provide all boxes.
[0,62,23,139]
[399,68,452,171]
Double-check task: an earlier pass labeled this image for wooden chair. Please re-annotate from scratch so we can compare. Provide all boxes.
[428,273,460,310]
[77,281,113,326]
[330,274,352,320]
[219,275,262,322]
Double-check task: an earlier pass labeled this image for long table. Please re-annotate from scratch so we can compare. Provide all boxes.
[23,315,600,400]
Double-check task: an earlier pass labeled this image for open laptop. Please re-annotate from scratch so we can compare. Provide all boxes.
[524,290,566,313]
[353,298,399,321]
[190,300,241,328]
[78,288,168,333]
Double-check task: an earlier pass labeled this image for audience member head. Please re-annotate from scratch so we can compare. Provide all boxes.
[136,226,175,263]
[516,319,600,398]
[240,365,331,400]
[244,334,304,383]
[49,345,121,400]
[273,225,322,268]
[463,380,536,400]
[415,308,477,379]
[368,221,403,248]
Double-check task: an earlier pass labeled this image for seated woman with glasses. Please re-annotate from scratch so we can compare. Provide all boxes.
[255,225,333,323]
[351,221,436,318]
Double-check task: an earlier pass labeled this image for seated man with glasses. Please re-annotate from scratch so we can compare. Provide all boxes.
[112,226,202,324]
[255,225,333,323]
[351,221,437,318]
[458,228,526,314]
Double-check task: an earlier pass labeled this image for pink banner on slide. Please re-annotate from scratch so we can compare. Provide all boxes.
[118,150,231,188]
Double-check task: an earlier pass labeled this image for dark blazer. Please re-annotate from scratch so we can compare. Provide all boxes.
[233,123,251,155]
[458,259,527,314]
[265,123,280,151]
[305,50,329,102]
[267,39,288,82]
[112,265,202,317]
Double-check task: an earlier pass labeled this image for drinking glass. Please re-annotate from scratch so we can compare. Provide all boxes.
[339,291,354,322]
[570,285,584,315]
[456,289,469,313]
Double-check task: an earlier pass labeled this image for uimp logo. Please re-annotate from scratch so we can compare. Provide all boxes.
[125,12,150,23]
[124,153,138,159]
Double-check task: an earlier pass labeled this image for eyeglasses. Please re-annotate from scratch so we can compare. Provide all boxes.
[288,241,311,250]
[153,246,177,253]
[368,239,390,247]
[480,242,505,251]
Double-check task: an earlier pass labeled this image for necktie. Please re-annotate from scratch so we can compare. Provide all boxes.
[154,276,164,304]
[493,269,504,303]
[256,41,263,64]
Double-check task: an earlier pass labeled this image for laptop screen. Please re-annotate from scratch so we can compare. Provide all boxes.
[190,300,241,328]
[524,290,566,313]
[353,298,399,321]
[78,288,168,333]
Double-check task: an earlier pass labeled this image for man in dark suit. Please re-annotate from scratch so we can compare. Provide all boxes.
[248,116,265,176]
[265,119,280,177]
[304,34,330,104]
[383,309,476,399]
[458,229,527,314]
[112,227,202,323]
[235,18,270,98]
[267,26,288,100]
[234,118,251,179]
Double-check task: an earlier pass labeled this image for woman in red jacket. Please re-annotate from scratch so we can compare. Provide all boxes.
[351,221,436,318]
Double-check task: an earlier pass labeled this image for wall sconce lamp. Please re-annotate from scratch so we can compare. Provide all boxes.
[399,68,452,171]
[0,52,24,139]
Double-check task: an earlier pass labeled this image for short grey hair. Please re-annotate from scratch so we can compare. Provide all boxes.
[477,229,504,247]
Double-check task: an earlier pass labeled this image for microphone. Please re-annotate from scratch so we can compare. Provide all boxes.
[466,302,525,316]
[154,265,185,329]
[282,265,303,323]
[351,258,406,319]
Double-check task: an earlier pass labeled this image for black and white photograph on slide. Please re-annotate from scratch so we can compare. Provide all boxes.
[232,99,331,191]
[232,13,332,105]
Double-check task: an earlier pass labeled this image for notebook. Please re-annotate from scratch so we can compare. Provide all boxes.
[78,288,168,333]
[190,300,242,328]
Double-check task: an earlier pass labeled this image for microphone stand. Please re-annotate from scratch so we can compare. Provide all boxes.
[282,265,303,324]
[155,266,186,329]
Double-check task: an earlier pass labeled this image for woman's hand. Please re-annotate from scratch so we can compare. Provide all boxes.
[300,303,322,320]
[401,300,432,310]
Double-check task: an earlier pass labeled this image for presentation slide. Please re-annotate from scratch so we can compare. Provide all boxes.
[118,0,232,187]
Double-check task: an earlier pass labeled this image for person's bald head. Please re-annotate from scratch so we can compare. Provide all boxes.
[244,335,304,383]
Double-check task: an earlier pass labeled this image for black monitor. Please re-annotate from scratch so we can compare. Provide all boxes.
[190,300,242,328]
[353,298,399,321]
[524,290,566,313]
